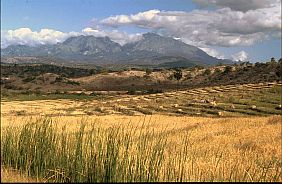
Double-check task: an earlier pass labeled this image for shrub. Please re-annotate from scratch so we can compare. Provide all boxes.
[145,68,153,75]
[127,90,136,95]
[4,84,23,90]
[173,69,183,81]
[203,69,211,75]
[214,68,221,74]
[146,89,163,94]
[223,66,232,74]
[22,76,36,83]
[65,80,80,85]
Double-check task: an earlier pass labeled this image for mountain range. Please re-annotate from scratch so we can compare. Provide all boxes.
[1,33,233,67]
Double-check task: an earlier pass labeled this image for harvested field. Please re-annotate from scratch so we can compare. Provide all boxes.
[1,82,281,182]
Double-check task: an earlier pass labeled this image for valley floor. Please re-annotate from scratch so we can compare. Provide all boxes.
[1,81,281,117]
[1,82,281,182]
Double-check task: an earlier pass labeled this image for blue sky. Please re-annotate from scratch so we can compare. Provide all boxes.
[1,0,281,62]
[1,0,197,32]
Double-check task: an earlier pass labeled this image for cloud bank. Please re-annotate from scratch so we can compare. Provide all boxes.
[100,5,280,48]
[1,28,79,48]
[231,51,249,61]
[82,27,142,45]
[192,0,279,12]
[1,27,142,48]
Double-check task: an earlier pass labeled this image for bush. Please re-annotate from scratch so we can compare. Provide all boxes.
[203,69,211,75]
[146,89,163,94]
[65,80,80,86]
[185,73,193,80]
[4,84,23,90]
[22,76,36,83]
[223,66,232,74]
[89,92,98,96]
[173,69,183,81]
[127,90,136,95]
[214,68,221,74]
[145,68,153,75]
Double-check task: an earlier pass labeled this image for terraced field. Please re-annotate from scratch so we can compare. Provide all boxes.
[1,81,281,117]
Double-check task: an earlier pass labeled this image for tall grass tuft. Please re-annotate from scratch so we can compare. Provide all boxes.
[1,116,281,182]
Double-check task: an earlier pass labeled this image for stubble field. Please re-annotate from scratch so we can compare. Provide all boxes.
[1,82,281,182]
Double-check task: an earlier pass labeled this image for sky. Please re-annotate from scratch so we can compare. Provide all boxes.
[1,0,281,62]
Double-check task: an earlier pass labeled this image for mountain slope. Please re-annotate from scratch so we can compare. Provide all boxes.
[123,33,220,65]
[1,33,233,66]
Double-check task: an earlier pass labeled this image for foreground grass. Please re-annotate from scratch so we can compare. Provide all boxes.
[1,115,281,182]
[1,167,43,183]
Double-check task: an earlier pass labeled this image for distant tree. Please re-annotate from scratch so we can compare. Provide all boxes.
[214,68,221,74]
[90,69,96,75]
[173,69,183,90]
[173,69,183,81]
[185,73,193,80]
[275,58,282,78]
[100,69,109,75]
[271,57,276,63]
[203,68,211,75]
[195,65,204,70]
[223,66,232,74]
[145,68,152,75]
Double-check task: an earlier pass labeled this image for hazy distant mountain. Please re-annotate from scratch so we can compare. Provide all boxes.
[1,33,233,66]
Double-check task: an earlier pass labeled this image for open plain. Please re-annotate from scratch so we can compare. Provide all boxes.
[1,82,281,182]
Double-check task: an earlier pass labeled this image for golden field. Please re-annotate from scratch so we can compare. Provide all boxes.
[1,97,281,182]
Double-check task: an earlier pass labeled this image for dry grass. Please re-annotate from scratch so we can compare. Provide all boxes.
[1,83,281,182]
[1,113,281,182]
[1,167,43,183]
[2,82,280,117]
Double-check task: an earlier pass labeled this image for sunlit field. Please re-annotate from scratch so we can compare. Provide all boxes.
[1,83,281,182]
[1,112,281,182]
[1,0,281,182]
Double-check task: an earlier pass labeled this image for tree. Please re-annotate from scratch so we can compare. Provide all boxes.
[203,68,211,75]
[185,73,193,80]
[275,58,282,78]
[223,66,232,74]
[145,68,152,75]
[271,57,276,63]
[173,69,183,81]
[173,69,183,90]
[214,68,221,74]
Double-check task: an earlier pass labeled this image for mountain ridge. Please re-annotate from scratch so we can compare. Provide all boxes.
[1,33,233,66]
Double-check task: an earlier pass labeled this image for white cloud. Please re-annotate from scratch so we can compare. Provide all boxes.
[101,9,161,27]
[231,51,249,61]
[1,28,79,48]
[1,27,142,48]
[192,0,279,12]
[1,1,280,52]
[99,4,281,48]
[200,47,225,59]
[82,27,142,45]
